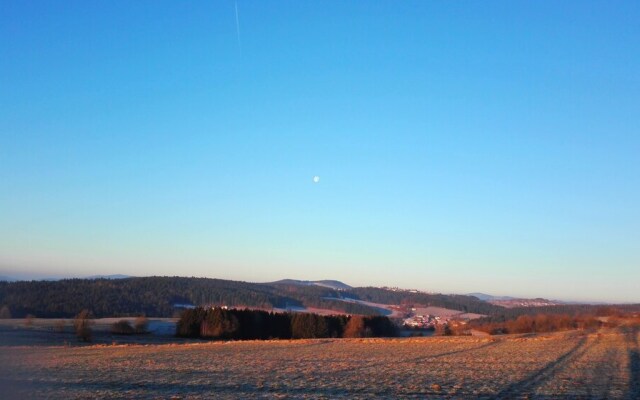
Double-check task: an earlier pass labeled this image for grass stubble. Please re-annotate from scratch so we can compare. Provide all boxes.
[0,327,638,399]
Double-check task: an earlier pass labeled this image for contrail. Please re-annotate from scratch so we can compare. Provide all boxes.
[234,1,242,53]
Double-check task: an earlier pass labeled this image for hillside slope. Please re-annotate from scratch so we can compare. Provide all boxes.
[2,276,611,319]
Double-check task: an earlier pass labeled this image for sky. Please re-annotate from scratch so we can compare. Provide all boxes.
[1,1,639,302]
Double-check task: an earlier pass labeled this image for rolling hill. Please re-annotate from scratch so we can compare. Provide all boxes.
[0,276,501,318]
[3,276,633,320]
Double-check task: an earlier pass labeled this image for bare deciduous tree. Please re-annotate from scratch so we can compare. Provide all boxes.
[343,316,366,338]
[0,305,11,319]
[134,316,148,333]
[74,309,93,342]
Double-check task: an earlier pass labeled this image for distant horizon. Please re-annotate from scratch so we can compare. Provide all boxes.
[0,268,632,305]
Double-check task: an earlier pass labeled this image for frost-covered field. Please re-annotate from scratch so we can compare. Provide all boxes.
[1,327,638,399]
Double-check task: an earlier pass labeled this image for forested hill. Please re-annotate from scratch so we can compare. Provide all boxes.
[0,277,288,318]
[0,276,504,318]
[351,287,502,316]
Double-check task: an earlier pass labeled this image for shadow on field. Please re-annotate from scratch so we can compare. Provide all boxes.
[0,376,387,398]
[493,334,591,399]
[0,378,25,400]
[627,326,640,399]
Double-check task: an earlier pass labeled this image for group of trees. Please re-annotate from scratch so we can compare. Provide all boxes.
[70,311,149,341]
[466,305,640,335]
[481,304,632,321]
[468,313,603,335]
[110,316,148,335]
[176,307,397,340]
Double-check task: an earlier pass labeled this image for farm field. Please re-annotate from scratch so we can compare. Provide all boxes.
[0,318,180,346]
[1,326,639,399]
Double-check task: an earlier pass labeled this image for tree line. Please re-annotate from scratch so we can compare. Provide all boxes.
[466,304,640,334]
[466,313,601,334]
[176,307,398,340]
[463,310,640,335]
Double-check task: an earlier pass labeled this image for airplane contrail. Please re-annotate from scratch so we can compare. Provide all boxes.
[234,1,242,53]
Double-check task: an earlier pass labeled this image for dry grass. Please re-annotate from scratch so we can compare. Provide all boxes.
[1,327,638,399]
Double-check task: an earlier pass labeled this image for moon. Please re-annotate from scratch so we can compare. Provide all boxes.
[312,176,320,183]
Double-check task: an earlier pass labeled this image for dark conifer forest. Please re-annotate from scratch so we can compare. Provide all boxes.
[176,307,398,340]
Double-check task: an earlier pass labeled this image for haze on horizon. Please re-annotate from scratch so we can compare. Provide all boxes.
[1,1,639,303]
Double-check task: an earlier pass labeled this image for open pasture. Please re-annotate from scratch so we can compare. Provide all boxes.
[1,326,639,399]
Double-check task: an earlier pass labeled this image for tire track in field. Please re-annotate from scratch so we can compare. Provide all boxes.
[587,343,622,399]
[493,333,594,399]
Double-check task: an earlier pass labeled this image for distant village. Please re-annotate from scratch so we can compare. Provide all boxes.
[400,306,483,331]
[402,312,442,329]
[380,286,434,294]
[489,298,561,308]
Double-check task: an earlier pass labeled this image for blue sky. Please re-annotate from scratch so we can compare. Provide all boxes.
[1,1,639,302]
